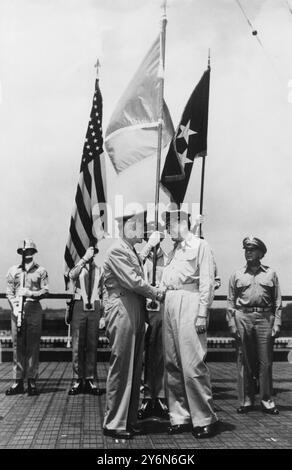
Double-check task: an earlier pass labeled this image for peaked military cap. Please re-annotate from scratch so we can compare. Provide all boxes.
[242,236,267,255]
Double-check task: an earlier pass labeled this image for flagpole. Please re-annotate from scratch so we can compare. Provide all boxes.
[152,0,167,287]
[199,49,210,238]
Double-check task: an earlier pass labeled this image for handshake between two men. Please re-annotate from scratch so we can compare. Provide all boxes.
[141,215,208,336]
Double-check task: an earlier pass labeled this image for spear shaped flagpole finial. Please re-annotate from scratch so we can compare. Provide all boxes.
[161,0,167,19]
[94,58,101,78]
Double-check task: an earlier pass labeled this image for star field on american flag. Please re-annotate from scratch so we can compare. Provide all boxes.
[80,85,104,171]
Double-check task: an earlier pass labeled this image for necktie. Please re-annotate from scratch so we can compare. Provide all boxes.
[132,246,143,270]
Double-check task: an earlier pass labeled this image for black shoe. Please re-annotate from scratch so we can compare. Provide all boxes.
[103,428,133,440]
[5,380,24,396]
[84,379,102,396]
[237,405,253,414]
[167,424,191,435]
[128,424,143,435]
[27,379,39,396]
[138,399,153,420]
[68,379,84,396]
[261,404,279,415]
[153,398,169,420]
[192,421,219,439]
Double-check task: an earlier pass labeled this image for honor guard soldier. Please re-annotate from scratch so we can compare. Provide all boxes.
[137,221,169,421]
[102,209,164,440]
[67,241,102,395]
[227,236,282,415]
[161,205,219,439]
[6,239,49,396]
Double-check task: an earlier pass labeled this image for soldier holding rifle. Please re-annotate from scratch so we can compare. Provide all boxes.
[67,240,102,396]
[6,239,49,396]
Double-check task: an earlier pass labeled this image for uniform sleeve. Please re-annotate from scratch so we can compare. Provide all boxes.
[6,268,18,308]
[273,272,282,328]
[197,241,215,317]
[226,272,237,328]
[31,268,49,298]
[69,258,87,281]
[139,243,152,264]
[107,247,158,300]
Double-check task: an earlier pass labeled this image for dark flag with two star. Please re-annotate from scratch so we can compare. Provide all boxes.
[161,67,210,205]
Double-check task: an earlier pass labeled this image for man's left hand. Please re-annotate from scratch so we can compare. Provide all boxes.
[18,287,32,297]
[195,316,207,335]
[272,324,281,338]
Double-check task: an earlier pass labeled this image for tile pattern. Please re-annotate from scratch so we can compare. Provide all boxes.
[0,361,291,449]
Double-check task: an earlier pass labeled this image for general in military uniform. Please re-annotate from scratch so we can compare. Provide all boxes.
[6,239,49,396]
[161,206,219,439]
[67,244,102,396]
[227,236,282,415]
[102,210,163,440]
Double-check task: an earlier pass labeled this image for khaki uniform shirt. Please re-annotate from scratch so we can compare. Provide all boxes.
[227,264,282,328]
[6,262,49,308]
[161,233,215,317]
[103,238,158,300]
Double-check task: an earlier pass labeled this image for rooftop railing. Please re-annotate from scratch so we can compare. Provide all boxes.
[0,294,291,357]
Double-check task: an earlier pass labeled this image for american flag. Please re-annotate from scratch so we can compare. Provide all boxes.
[64,75,107,284]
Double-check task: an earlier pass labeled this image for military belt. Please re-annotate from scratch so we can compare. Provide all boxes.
[239,307,272,313]
[166,282,199,292]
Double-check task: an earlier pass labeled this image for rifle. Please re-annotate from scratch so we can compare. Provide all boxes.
[16,240,26,336]
[85,239,99,310]
[65,297,75,324]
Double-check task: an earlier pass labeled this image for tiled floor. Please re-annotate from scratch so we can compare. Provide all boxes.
[0,361,291,449]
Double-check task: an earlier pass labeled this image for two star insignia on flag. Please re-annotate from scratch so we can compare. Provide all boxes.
[177,120,197,167]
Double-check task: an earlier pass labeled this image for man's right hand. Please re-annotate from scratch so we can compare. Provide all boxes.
[147,231,161,248]
[156,288,166,302]
[83,247,95,262]
[12,303,20,318]
[230,326,240,340]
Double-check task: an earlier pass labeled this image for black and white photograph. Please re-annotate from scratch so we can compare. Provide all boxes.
[0,0,292,459]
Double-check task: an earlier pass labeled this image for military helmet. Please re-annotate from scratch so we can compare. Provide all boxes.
[17,239,38,255]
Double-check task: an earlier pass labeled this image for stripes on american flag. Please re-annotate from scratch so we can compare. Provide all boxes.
[64,78,107,283]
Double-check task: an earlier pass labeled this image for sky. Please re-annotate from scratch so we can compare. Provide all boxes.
[0,0,292,307]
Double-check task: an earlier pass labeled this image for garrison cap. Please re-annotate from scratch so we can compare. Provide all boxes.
[115,208,147,223]
[242,236,267,255]
[161,203,190,224]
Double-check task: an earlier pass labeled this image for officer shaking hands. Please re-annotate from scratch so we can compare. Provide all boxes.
[102,209,164,440]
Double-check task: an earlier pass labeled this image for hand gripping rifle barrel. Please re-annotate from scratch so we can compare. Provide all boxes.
[85,239,99,310]
[17,240,26,336]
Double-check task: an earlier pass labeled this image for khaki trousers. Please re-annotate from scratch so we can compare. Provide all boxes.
[164,289,218,428]
[11,301,42,380]
[103,291,145,431]
[234,310,274,404]
[71,300,100,379]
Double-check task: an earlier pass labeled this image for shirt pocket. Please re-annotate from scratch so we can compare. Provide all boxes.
[179,248,197,261]
[236,279,251,292]
[259,279,274,293]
